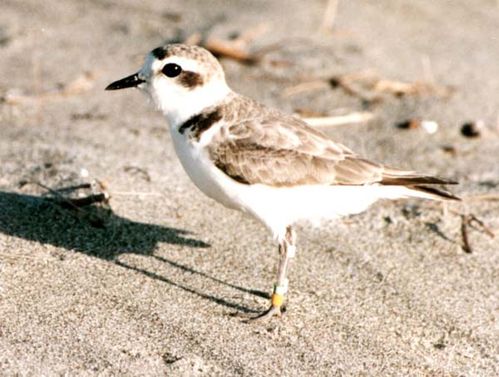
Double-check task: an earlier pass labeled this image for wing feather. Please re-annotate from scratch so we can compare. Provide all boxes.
[207,96,457,191]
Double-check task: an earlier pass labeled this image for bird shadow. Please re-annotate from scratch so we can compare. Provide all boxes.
[0,191,265,313]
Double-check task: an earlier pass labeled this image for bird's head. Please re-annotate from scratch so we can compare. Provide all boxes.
[106,44,231,128]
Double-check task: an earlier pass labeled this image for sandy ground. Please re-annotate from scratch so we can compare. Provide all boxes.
[1,0,498,375]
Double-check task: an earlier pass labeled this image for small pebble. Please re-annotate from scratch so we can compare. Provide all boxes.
[461,121,483,138]
[420,120,439,134]
[396,119,438,134]
[396,119,420,129]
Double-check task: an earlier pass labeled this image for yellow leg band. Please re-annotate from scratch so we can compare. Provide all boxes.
[271,293,284,308]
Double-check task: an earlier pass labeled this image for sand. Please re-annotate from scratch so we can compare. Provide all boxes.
[0,1,498,375]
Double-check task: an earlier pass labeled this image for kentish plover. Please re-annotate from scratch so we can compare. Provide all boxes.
[106,44,459,320]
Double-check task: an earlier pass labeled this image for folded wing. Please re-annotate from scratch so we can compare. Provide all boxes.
[208,101,458,200]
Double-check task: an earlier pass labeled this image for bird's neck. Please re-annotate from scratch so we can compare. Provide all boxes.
[161,82,232,131]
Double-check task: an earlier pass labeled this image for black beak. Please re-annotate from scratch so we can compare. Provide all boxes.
[105,73,145,90]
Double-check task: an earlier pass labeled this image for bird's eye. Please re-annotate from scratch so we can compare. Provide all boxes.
[162,63,182,78]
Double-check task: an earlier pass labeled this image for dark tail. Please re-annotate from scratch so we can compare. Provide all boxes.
[381,169,460,201]
[409,185,461,201]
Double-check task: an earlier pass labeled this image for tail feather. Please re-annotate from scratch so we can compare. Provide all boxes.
[381,171,458,186]
[380,168,459,201]
[409,185,461,201]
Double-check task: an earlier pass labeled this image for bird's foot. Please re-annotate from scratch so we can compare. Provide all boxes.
[248,305,283,322]
[245,293,286,322]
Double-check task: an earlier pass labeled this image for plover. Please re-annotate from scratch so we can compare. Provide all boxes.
[106,44,459,320]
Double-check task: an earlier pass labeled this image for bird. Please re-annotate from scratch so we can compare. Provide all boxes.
[106,44,459,320]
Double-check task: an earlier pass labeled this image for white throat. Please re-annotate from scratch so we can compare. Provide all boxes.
[153,79,232,130]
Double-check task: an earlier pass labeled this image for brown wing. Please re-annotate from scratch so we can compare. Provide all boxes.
[207,96,457,195]
[208,111,389,186]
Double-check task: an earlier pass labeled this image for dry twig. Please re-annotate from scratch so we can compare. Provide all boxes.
[460,215,473,253]
[463,193,499,202]
[3,71,96,105]
[329,70,454,101]
[466,214,495,239]
[203,38,259,64]
[303,111,374,128]
[458,212,495,254]
[322,0,339,32]
[183,24,277,65]
[31,180,110,228]
[282,80,330,97]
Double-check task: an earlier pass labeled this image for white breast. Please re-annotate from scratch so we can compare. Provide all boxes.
[170,126,246,211]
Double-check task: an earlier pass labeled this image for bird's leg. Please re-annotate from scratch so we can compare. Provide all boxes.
[251,226,296,321]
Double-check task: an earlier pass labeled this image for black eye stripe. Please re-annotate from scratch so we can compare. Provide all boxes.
[162,63,182,78]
